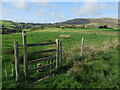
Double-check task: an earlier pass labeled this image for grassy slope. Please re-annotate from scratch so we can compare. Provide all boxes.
[58,18,118,28]
[2,28,119,88]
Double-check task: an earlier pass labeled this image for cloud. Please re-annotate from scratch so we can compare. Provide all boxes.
[36,2,56,9]
[51,11,67,21]
[72,2,107,17]
[2,9,12,14]
[12,2,28,10]
[33,9,46,16]
[38,9,45,16]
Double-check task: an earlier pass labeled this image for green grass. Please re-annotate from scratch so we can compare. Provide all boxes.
[2,28,119,88]
[34,28,119,32]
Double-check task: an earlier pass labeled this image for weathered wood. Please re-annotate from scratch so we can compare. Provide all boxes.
[10,68,14,76]
[59,40,62,67]
[56,39,59,69]
[37,63,41,73]
[33,74,54,84]
[27,42,56,47]
[22,31,28,77]
[47,60,49,64]
[14,42,20,81]
[49,68,57,74]
[5,70,7,77]
[81,37,84,56]
[18,45,23,47]
[30,63,56,71]
[28,56,56,64]
[30,49,56,54]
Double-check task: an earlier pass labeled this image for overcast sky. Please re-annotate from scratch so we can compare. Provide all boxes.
[1,2,118,23]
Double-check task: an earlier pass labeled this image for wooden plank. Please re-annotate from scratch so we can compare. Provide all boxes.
[28,56,56,64]
[49,68,57,74]
[37,64,40,73]
[5,70,8,77]
[22,31,28,77]
[33,74,54,84]
[27,42,56,47]
[59,40,62,67]
[19,42,55,47]
[30,49,56,54]
[81,37,84,56]
[56,39,59,69]
[18,45,23,47]
[30,63,56,71]
[14,42,20,81]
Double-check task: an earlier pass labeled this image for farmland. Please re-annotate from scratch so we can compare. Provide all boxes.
[1,28,119,88]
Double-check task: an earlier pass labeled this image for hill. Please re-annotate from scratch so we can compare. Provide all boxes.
[55,18,118,28]
[0,18,119,34]
[0,20,50,34]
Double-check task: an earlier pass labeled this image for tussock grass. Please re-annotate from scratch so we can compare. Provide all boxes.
[64,38,118,88]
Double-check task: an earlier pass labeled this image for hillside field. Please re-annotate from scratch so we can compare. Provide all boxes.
[2,28,119,88]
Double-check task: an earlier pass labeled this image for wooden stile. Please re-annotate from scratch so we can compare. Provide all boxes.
[59,40,62,67]
[14,31,62,82]
[27,42,56,47]
[56,39,59,69]
[22,31,28,77]
[30,63,56,71]
[28,56,56,64]
[14,42,20,81]
[30,49,56,54]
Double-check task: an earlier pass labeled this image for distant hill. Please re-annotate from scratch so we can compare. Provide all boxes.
[55,18,118,28]
[0,20,50,34]
[0,18,119,34]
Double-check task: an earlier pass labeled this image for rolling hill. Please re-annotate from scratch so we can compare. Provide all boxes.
[55,18,119,28]
[0,20,50,34]
[0,18,119,34]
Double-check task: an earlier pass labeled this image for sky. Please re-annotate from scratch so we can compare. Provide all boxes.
[1,2,118,23]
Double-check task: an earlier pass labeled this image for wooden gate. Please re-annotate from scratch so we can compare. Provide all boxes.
[14,31,62,82]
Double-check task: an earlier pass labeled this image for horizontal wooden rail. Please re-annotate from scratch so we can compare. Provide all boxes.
[30,49,56,54]
[33,74,54,84]
[18,45,23,47]
[28,56,56,64]
[27,42,56,47]
[30,63,56,71]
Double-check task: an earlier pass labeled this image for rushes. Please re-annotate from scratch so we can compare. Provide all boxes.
[65,37,118,88]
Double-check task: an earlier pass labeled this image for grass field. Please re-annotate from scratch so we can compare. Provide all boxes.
[2,28,119,88]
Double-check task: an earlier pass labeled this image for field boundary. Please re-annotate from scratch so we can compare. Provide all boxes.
[14,31,62,82]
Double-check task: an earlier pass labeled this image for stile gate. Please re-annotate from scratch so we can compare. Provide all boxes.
[14,31,62,82]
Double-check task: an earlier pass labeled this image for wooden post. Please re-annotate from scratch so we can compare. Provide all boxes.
[81,37,84,56]
[22,31,28,77]
[37,64,40,73]
[59,40,62,67]
[5,69,8,77]
[47,61,49,64]
[56,39,59,69]
[14,42,20,81]
[10,68,14,76]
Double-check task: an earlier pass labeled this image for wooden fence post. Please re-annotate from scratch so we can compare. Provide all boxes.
[81,37,84,56]
[59,40,62,67]
[5,69,8,77]
[22,31,28,78]
[56,39,59,69]
[14,42,20,81]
